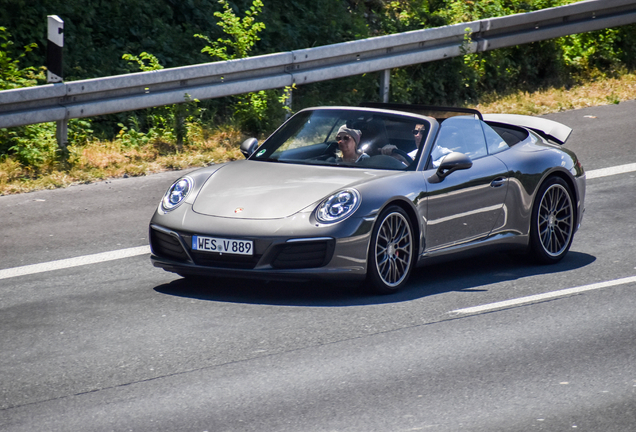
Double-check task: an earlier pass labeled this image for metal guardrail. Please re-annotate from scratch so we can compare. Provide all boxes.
[1,0,636,130]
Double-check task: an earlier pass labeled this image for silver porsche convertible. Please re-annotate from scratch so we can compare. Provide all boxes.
[149,104,585,294]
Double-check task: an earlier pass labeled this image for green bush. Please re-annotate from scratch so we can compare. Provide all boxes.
[0,26,45,90]
[2,0,636,166]
[363,0,636,105]
[2,123,57,168]
[0,26,52,167]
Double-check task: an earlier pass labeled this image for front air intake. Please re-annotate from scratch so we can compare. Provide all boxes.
[272,240,335,269]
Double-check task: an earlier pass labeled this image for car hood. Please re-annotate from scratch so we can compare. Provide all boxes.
[192,160,389,219]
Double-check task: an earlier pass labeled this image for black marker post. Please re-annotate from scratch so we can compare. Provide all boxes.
[47,15,63,83]
[47,15,67,150]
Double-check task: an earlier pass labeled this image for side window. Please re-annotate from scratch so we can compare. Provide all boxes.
[434,117,487,163]
[482,122,509,154]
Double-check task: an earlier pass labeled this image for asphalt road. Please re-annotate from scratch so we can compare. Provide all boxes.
[1,101,635,431]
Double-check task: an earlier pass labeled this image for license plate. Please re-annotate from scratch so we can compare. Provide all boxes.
[192,235,253,256]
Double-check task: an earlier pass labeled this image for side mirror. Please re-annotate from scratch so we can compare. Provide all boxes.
[240,138,259,158]
[429,152,473,183]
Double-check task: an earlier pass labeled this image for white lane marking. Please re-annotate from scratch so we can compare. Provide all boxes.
[586,163,636,179]
[451,275,636,315]
[0,246,151,280]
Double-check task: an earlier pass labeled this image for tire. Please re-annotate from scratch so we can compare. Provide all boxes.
[367,206,415,294]
[529,177,575,264]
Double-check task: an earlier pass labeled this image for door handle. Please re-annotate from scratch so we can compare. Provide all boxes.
[490,177,506,188]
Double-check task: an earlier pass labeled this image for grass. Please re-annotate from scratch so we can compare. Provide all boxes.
[0,123,245,195]
[473,72,636,114]
[1,72,636,195]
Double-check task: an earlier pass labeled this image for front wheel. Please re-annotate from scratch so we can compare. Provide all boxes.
[529,177,575,264]
[367,206,415,294]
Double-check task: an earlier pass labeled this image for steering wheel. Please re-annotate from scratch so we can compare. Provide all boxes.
[310,141,338,161]
[392,148,414,165]
[325,140,338,156]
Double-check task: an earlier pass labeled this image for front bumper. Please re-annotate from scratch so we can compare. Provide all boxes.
[149,215,374,282]
[150,254,366,282]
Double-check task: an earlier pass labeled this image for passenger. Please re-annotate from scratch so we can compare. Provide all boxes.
[335,125,369,164]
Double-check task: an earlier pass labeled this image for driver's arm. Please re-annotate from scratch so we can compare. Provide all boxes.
[380,144,397,155]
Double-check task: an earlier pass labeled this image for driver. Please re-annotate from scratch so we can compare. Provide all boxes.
[380,123,451,167]
[335,125,369,164]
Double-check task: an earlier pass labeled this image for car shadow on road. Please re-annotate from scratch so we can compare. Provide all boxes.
[153,251,596,307]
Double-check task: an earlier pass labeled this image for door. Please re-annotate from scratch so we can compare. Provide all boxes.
[423,117,509,250]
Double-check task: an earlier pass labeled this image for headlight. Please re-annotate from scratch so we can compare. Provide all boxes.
[316,189,361,223]
[161,177,193,211]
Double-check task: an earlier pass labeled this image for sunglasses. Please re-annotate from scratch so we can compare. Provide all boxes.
[337,135,351,142]
[412,129,425,135]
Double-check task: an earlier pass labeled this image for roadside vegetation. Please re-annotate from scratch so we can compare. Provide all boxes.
[1,0,636,195]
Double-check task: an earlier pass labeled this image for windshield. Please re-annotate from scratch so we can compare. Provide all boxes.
[250,108,432,170]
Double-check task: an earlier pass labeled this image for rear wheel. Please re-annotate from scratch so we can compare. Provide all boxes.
[529,177,575,264]
[367,206,415,294]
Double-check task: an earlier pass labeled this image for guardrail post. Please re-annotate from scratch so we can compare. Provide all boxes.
[56,119,68,150]
[284,86,293,119]
[380,69,390,103]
